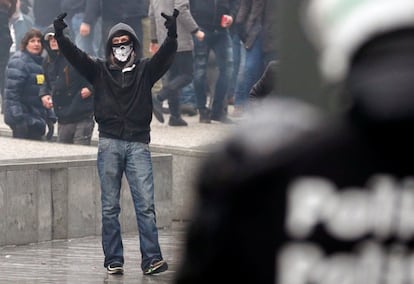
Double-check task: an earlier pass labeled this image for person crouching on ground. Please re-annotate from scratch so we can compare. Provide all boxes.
[4,28,56,140]
[52,10,179,275]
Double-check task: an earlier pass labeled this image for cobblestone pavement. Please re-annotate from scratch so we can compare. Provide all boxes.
[0,226,186,284]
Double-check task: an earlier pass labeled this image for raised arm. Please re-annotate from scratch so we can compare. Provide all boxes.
[147,9,179,84]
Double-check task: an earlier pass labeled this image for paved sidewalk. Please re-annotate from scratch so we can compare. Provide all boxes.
[0,109,239,151]
[0,224,187,284]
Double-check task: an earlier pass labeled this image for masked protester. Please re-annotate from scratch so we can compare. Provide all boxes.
[52,10,178,275]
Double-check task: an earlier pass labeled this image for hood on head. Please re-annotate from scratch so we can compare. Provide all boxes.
[106,23,141,60]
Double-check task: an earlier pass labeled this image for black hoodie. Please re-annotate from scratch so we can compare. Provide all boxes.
[55,22,177,143]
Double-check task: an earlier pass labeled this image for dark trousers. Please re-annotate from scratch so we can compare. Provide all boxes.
[12,121,44,141]
[157,51,193,118]
[57,117,95,145]
[193,29,233,118]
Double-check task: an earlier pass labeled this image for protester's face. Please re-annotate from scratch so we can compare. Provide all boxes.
[48,36,59,51]
[112,35,130,45]
[26,36,42,55]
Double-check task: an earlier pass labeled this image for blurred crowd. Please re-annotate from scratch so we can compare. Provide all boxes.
[0,0,278,143]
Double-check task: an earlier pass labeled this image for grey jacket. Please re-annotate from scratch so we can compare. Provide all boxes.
[149,0,198,52]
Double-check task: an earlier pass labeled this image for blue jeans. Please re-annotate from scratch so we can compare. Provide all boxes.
[157,51,193,117]
[235,34,264,107]
[180,82,197,107]
[97,137,163,270]
[227,33,243,100]
[193,29,233,118]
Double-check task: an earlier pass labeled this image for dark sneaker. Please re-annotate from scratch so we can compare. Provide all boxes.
[169,116,188,126]
[210,114,234,124]
[107,262,124,275]
[143,260,168,275]
[199,108,211,124]
[152,96,165,123]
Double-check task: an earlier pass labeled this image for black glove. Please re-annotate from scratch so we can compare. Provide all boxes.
[53,13,68,38]
[161,9,179,38]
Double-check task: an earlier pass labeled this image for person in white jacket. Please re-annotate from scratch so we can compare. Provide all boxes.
[149,0,204,126]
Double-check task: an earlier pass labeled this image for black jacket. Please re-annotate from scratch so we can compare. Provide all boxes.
[33,0,61,28]
[89,0,149,21]
[55,22,177,143]
[189,0,240,31]
[40,26,94,124]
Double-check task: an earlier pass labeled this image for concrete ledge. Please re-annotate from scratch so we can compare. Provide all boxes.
[150,145,211,222]
[0,153,173,246]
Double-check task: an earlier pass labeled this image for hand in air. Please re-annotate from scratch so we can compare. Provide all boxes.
[161,9,179,38]
[53,12,68,37]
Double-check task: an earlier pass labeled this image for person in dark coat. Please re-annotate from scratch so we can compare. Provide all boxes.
[232,0,277,116]
[60,0,100,56]
[32,0,61,31]
[53,9,178,275]
[89,0,149,58]
[40,25,94,145]
[189,0,240,124]
[0,0,16,112]
[0,0,16,59]
[4,28,56,140]
[149,0,202,127]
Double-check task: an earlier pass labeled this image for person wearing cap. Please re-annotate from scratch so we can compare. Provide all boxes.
[52,9,179,276]
[40,25,94,145]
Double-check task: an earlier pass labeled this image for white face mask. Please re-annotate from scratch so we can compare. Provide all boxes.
[112,42,133,62]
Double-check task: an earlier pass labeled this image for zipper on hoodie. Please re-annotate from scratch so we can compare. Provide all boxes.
[121,64,136,88]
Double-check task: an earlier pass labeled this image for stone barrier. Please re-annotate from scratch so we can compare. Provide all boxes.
[0,154,172,246]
